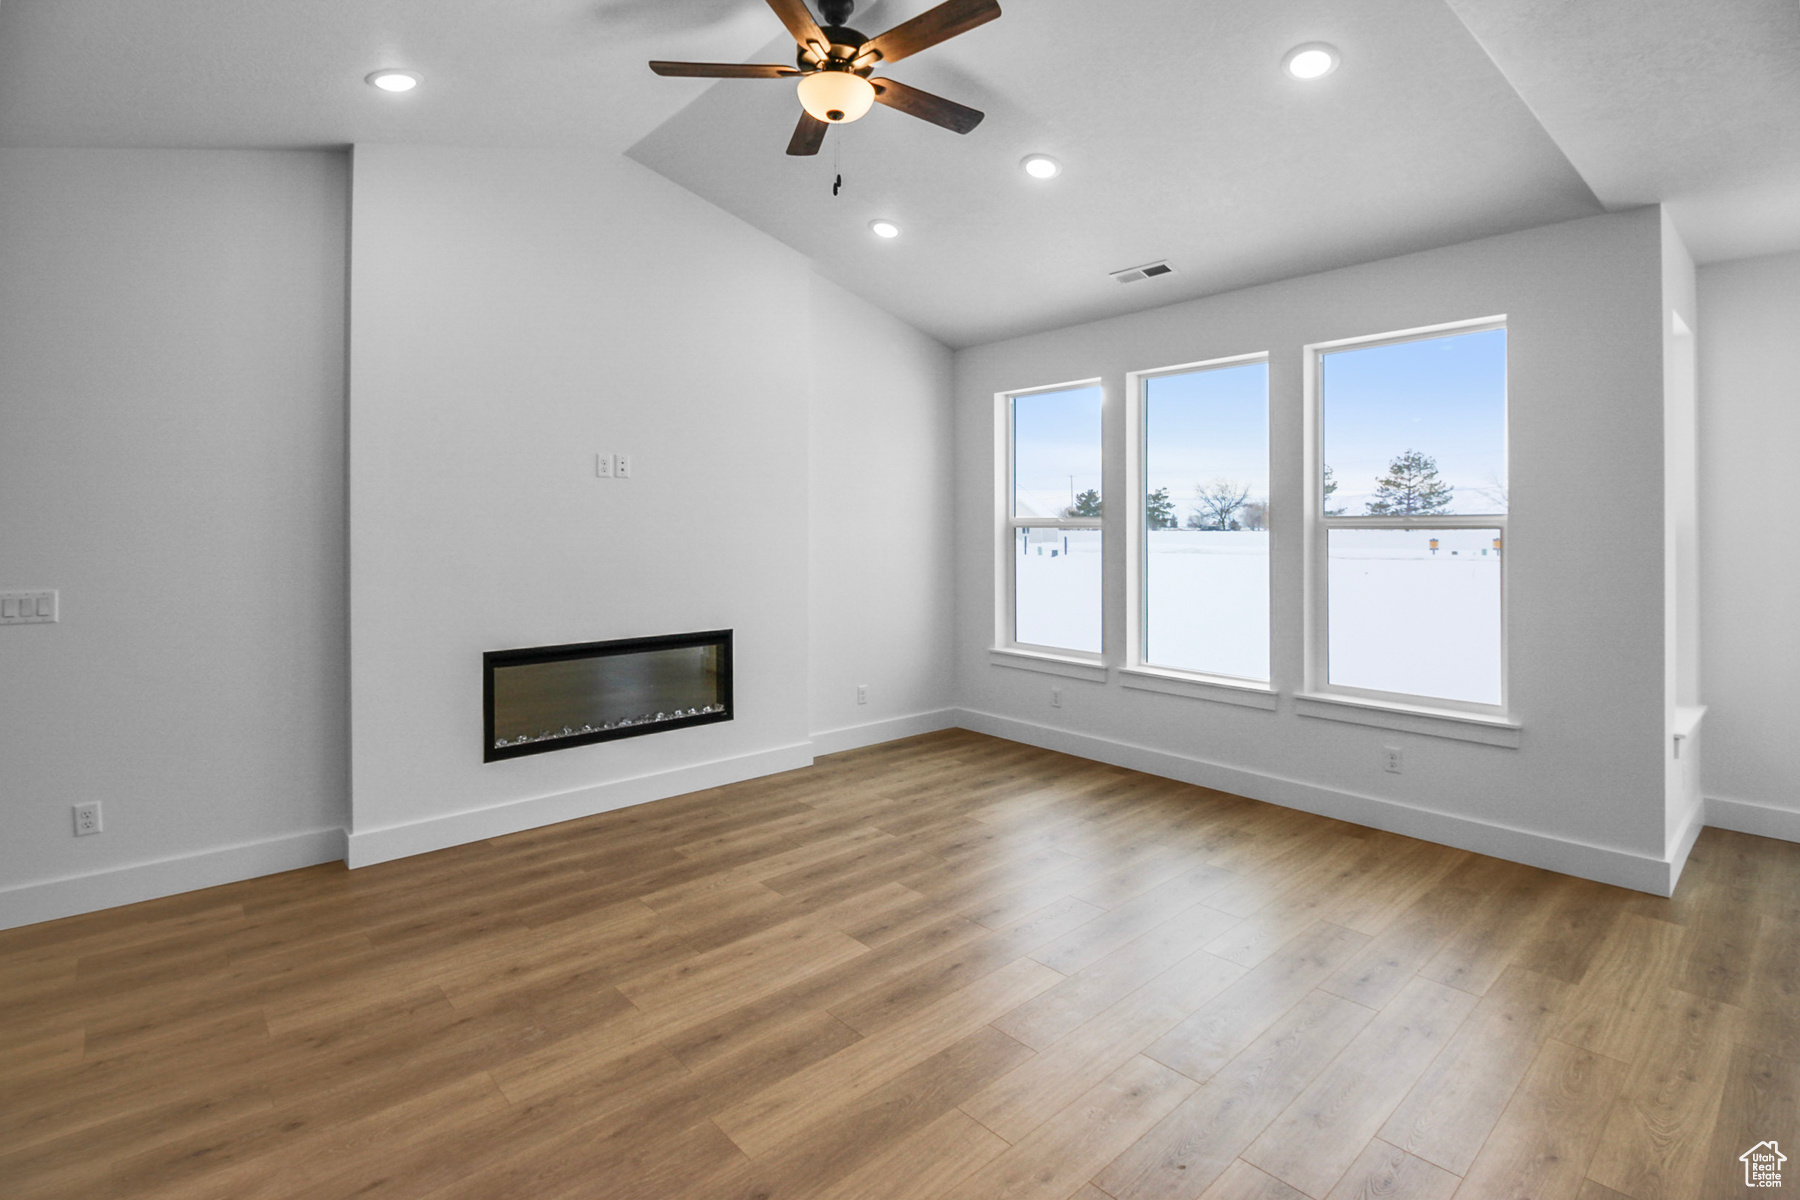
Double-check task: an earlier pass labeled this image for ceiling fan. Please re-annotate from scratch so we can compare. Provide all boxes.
[650,0,1000,156]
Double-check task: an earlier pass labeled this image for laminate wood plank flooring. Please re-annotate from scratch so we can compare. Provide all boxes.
[2,729,1794,1200]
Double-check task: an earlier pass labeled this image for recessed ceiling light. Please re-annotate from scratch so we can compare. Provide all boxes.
[1021,154,1061,180]
[869,220,900,239]
[366,70,420,93]
[1282,43,1339,80]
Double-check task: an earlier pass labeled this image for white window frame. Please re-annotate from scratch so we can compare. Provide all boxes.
[1123,352,1276,705]
[1303,316,1511,720]
[995,379,1105,667]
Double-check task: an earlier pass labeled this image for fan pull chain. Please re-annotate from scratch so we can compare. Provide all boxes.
[832,135,842,196]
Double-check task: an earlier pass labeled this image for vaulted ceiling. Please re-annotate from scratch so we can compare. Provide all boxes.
[3,0,1796,346]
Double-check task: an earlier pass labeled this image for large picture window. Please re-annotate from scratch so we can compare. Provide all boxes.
[1008,382,1103,654]
[1140,356,1270,681]
[1313,321,1507,709]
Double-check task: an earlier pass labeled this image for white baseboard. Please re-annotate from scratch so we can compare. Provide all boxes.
[1706,794,1800,843]
[346,741,818,868]
[0,826,347,932]
[809,709,961,758]
[19,719,1769,932]
[1666,799,1707,892]
[952,707,1687,896]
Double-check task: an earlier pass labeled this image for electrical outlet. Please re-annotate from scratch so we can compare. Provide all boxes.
[73,802,102,836]
[856,684,868,705]
[1051,686,1063,709]
[1383,746,1404,774]
[613,454,632,479]
[596,453,613,478]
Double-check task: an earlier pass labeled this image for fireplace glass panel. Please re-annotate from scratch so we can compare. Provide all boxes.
[485,631,731,760]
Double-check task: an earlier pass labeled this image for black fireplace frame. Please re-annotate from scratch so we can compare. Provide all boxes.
[483,629,733,762]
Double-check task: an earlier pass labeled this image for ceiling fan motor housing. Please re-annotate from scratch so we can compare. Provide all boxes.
[797,0,870,74]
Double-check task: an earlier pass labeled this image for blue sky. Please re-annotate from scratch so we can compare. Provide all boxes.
[1145,361,1269,511]
[1012,327,1506,520]
[1324,327,1507,514]
[1013,385,1102,517]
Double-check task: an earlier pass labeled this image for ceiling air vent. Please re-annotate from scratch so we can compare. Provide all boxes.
[1110,260,1174,284]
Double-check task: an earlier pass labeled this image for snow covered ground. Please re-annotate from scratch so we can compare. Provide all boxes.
[1145,532,1270,680]
[1327,528,1501,704]
[1016,529,1102,652]
[1015,526,1501,704]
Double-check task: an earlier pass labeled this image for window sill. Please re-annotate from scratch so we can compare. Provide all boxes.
[988,647,1109,682]
[1118,667,1279,710]
[1294,692,1522,747]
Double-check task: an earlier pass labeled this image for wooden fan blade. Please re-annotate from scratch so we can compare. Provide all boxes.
[860,0,1000,65]
[764,0,826,50]
[649,61,799,78]
[870,78,984,134]
[787,111,829,156]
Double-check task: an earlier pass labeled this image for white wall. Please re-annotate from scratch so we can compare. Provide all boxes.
[346,146,954,864]
[1698,250,1800,840]
[0,149,351,927]
[807,274,956,747]
[1659,211,1703,857]
[954,209,1681,891]
[4,145,1734,924]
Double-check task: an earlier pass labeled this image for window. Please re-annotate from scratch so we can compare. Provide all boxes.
[1007,383,1103,654]
[1312,321,1507,709]
[1139,355,1270,681]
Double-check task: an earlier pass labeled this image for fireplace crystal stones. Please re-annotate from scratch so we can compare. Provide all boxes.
[484,630,732,761]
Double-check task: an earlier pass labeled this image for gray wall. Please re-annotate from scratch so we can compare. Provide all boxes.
[0,149,351,923]
[344,144,957,863]
[1,144,956,923]
[1698,249,1800,836]
[807,272,957,742]
[7,147,1788,924]
[953,210,1676,889]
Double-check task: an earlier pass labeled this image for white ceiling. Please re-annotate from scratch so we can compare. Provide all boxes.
[2,0,1796,345]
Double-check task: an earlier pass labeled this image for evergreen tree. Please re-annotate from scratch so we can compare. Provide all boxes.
[1065,488,1102,518]
[1322,464,1346,516]
[1190,479,1250,530]
[1366,449,1454,516]
[1145,487,1175,529]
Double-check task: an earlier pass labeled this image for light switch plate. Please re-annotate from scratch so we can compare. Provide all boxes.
[0,590,57,625]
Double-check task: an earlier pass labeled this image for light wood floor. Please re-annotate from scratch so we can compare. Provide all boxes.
[3,730,1795,1200]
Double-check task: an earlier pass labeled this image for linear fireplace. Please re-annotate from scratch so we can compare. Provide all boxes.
[484,629,733,762]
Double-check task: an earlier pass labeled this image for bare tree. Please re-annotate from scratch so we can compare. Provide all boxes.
[1472,472,1509,511]
[1189,479,1250,530]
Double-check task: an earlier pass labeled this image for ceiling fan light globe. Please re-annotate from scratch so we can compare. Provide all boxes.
[798,71,875,123]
